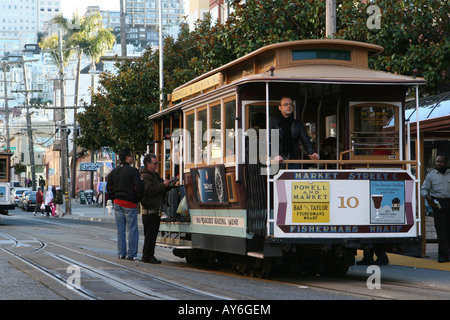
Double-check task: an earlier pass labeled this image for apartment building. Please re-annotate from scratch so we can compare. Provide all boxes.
[0,0,61,55]
[125,0,185,47]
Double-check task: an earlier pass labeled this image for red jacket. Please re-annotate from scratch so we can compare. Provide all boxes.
[36,190,44,204]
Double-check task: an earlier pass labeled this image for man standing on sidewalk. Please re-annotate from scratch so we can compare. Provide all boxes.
[421,155,450,263]
[107,148,144,261]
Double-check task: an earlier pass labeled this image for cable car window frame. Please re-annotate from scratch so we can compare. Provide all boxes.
[350,102,401,160]
[209,101,222,164]
[224,98,236,164]
[184,110,196,168]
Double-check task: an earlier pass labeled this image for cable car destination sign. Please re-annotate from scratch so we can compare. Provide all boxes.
[273,170,416,238]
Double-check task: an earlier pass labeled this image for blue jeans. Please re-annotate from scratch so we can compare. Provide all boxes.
[114,204,139,258]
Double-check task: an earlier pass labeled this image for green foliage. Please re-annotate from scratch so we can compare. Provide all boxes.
[77,49,160,155]
[336,0,450,94]
[13,163,26,175]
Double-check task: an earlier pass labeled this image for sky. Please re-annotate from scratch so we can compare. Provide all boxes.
[61,0,120,18]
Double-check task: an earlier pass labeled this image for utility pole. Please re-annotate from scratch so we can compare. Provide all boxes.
[58,29,71,215]
[10,58,39,189]
[71,52,82,198]
[2,59,36,152]
[326,0,336,38]
[159,0,163,110]
[120,0,127,59]
[21,58,37,191]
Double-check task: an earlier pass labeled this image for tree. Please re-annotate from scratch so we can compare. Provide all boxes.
[13,163,26,176]
[40,11,116,194]
[45,12,116,106]
[77,49,160,155]
[336,0,450,94]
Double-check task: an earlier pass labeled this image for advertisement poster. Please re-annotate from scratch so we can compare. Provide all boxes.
[191,165,228,204]
[292,181,330,223]
[0,186,6,203]
[370,180,405,224]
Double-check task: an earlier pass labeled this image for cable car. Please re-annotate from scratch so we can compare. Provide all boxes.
[0,152,16,218]
[149,39,425,277]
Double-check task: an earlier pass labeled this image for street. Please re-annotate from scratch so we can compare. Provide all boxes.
[1,207,450,303]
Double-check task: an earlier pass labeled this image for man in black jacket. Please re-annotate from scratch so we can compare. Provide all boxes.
[107,148,144,261]
[269,97,319,165]
[140,153,177,264]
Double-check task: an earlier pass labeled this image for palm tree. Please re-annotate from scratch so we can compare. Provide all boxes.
[47,11,116,106]
[39,11,116,196]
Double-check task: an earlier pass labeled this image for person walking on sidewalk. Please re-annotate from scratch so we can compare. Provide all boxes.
[33,187,44,216]
[44,187,53,217]
[107,148,144,261]
[421,154,450,263]
[140,153,178,264]
[54,187,64,217]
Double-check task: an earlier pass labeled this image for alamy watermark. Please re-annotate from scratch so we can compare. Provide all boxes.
[367,5,382,30]
[171,125,280,175]
[66,265,81,290]
[67,16,82,30]
[366,265,381,290]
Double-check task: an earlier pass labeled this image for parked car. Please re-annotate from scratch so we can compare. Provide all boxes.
[19,190,32,210]
[23,191,37,212]
[10,187,31,207]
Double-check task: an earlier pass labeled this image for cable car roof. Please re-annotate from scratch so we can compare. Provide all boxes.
[150,39,426,120]
[235,63,427,86]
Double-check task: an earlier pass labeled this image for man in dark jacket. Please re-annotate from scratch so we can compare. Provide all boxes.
[107,148,144,261]
[421,155,450,263]
[269,97,319,165]
[140,153,177,264]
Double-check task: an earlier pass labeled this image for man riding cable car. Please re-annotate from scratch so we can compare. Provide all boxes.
[269,96,319,167]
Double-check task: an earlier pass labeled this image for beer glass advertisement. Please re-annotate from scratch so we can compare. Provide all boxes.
[0,185,6,203]
[191,165,228,205]
[370,181,405,224]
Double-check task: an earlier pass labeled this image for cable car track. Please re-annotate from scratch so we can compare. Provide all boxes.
[0,227,232,300]
[270,271,450,300]
[2,214,449,300]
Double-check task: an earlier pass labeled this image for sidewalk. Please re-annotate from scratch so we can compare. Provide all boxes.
[60,200,450,272]
[59,199,115,222]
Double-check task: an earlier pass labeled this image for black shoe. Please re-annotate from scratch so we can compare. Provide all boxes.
[118,255,126,260]
[438,256,449,263]
[143,257,161,264]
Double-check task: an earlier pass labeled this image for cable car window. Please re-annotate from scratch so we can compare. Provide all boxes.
[0,158,6,180]
[186,112,195,164]
[293,49,351,61]
[210,103,222,161]
[198,107,207,163]
[351,104,398,158]
[225,100,236,159]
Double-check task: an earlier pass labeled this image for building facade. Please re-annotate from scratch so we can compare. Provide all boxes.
[0,0,61,55]
[125,0,185,48]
